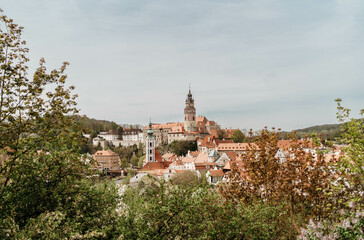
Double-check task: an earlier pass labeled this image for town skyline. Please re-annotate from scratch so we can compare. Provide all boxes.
[1,1,364,130]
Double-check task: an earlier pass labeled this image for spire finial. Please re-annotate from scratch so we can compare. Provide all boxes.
[189,83,191,93]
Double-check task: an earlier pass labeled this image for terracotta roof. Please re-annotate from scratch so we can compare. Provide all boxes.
[195,162,217,166]
[217,143,255,151]
[144,122,184,130]
[181,156,195,163]
[195,152,208,163]
[206,121,216,127]
[162,153,176,160]
[155,149,163,162]
[123,128,142,134]
[188,151,200,157]
[277,140,314,150]
[94,150,118,156]
[209,129,218,138]
[223,160,244,171]
[215,139,234,145]
[225,151,238,161]
[223,161,231,170]
[170,160,184,166]
[140,161,172,171]
[208,169,224,177]
[196,116,208,124]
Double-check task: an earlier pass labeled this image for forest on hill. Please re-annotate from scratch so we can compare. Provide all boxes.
[75,115,143,134]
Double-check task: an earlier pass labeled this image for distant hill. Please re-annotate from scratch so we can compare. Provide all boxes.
[291,123,342,140]
[75,115,120,133]
[75,115,143,134]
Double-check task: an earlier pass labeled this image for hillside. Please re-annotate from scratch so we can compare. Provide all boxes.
[292,123,342,140]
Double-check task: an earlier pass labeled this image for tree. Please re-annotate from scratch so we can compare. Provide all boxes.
[219,128,338,230]
[231,129,245,143]
[216,127,228,139]
[335,98,364,208]
[119,178,297,239]
[0,11,120,238]
[170,170,201,186]
[130,155,139,167]
[117,126,123,140]
[168,140,197,156]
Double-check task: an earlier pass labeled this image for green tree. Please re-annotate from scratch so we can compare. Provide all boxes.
[216,127,228,139]
[0,11,120,238]
[130,155,139,167]
[231,129,245,143]
[119,178,296,239]
[335,98,364,207]
[168,140,197,156]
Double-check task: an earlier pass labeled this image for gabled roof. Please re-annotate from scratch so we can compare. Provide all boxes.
[169,160,184,166]
[196,116,208,124]
[162,153,176,161]
[208,169,224,177]
[140,161,172,171]
[155,149,163,162]
[182,156,195,163]
[208,149,219,157]
[277,140,314,150]
[225,151,238,161]
[195,152,208,163]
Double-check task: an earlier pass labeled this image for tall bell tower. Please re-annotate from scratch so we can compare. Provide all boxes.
[146,120,155,163]
[184,86,196,132]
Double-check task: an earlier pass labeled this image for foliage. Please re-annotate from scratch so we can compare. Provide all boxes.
[293,123,342,141]
[75,115,121,134]
[138,155,145,169]
[231,129,245,143]
[170,170,203,186]
[0,11,120,239]
[119,178,296,239]
[298,210,364,240]
[219,128,339,230]
[216,127,228,139]
[167,140,197,156]
[335,98,364,207]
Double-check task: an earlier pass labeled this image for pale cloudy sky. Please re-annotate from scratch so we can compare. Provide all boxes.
[1,0,363,130]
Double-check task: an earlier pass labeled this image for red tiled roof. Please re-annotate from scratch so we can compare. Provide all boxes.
[155,149,163,162]
[140,161,172,171]
[182,156,195,163]
[195,152,208,163]
[225,151,238,161]
[189,151,199,157]
[217,143,256,151]
[94,150,118,156]
[277,140,314,150]
[208,169,224,177]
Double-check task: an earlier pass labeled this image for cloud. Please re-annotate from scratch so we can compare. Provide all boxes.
[1,0,363,130]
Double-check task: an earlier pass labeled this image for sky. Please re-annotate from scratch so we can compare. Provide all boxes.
[1,0,363,130]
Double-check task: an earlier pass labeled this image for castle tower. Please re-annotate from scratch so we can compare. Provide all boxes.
[146,121,156,163]
[184,86,196,132]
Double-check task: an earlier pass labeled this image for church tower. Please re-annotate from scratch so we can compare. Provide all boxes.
[146,121,156,163]
[184,86,196,132]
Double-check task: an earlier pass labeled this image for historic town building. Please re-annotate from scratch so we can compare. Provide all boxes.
[145,121,156,163]
[143,87,218,146]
